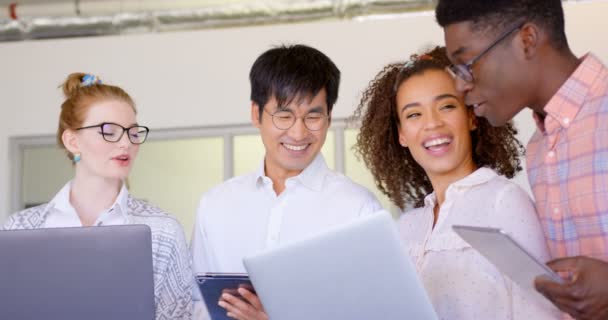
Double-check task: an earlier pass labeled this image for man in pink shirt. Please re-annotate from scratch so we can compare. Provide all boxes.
[434,0,608,319]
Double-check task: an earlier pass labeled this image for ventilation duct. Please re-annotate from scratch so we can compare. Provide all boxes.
[0,0,435,42]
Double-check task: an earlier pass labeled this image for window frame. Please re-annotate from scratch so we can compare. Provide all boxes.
[9,118,397,216]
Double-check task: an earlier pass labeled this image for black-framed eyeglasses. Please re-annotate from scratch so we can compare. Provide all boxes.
[264,108,328,131]
[76,122,150,144]
[447,21,526,83]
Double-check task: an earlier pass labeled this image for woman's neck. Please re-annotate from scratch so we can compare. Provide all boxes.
[69,171,122,226]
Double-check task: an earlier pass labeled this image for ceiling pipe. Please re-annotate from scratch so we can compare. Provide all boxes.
[0,0,435,42]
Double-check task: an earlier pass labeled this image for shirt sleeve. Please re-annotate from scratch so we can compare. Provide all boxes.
[191,195,213,275]
[154,220,194,320]
[1,214,14,230]
[356,190,384,217]
[2,205,45,230]
[491,182,561,319]
[190,195,214,320]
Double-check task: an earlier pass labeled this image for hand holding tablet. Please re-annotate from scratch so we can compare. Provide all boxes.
[452,225,564,293]
[196,273,254,320]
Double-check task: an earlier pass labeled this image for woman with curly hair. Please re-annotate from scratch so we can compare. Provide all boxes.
[353,47,559,319]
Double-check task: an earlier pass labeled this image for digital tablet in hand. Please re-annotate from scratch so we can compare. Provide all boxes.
[196,273,255,320]
[452,225,564,292]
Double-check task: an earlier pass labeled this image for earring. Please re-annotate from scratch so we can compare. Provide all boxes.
[73,153,81,163]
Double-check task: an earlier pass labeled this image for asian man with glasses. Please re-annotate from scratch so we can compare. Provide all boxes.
[190,44,382,320]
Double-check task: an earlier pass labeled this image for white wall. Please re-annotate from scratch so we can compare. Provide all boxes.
[2,1,608,221]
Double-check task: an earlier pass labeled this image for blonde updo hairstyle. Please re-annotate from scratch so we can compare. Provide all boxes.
[58,73,137,161]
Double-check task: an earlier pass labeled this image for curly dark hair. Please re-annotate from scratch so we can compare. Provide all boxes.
[352,46,524,210]
[435,0,569,51]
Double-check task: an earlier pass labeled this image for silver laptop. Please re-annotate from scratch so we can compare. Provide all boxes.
[0,225,155,320]
[243,211,438,320]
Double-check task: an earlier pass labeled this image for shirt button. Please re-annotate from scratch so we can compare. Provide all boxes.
[563,117,570,126]
[547,151,556,158]
[552,207,560,217]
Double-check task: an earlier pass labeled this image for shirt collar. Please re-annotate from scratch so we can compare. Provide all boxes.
[48,181,75,215]
[254,160,266,186]
[422,167,497,208]
[423,192,437,208]
[45,181,130,220]
[255,153,329,191]
[292,154,328,191]
[114,184,130,216]
[538,53,603,133]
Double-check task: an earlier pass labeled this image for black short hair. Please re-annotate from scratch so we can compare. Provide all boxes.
[249,44,340,117]
[435,0,569,51]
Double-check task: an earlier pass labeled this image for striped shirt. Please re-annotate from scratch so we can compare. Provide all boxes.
[526,53,608,261]
[2,182,193,319]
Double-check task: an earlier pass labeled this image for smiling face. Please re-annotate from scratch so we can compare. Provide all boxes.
[63,99,140,181]
[252,88,330,179]
[444,21,532,126]
[396,69,477,180]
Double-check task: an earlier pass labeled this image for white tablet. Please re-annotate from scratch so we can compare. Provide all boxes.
[452,225,563,292]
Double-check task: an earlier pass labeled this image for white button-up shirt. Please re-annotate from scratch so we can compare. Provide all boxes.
[43,182,129,228]
[399,168,560,320]
[191,154,382,274]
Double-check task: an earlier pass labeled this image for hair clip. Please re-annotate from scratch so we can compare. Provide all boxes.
[399,52,433,73]
[399,60,415,72]
[81,74,102,87]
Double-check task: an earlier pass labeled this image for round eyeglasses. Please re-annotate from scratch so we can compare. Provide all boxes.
[264,108,328,131]
[446,21,526,83]
[76,122,150,144]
